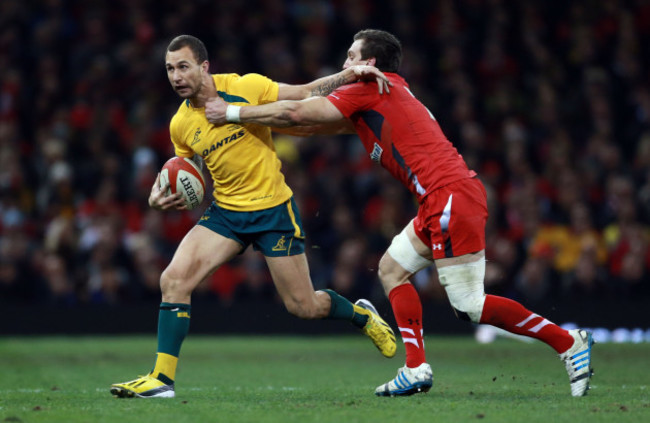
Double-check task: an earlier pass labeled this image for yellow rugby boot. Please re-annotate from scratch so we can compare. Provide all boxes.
[355,299,397,358]
[110,374,175,398]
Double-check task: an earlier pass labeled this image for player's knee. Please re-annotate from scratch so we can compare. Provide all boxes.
[377,254,401,293]
[284,298,320,320]
[448,293,485,323]
[382,228,434,294]
[160,267,191,297]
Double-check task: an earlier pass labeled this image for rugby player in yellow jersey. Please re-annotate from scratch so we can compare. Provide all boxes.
[110,35,396,398]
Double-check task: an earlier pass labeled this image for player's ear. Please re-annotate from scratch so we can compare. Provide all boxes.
[201,60,209,73]
[366,57,377,67]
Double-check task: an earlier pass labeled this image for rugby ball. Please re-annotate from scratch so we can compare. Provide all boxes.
[159,157,206,210]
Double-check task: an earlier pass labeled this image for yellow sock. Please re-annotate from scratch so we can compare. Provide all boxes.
[152,352,178,382]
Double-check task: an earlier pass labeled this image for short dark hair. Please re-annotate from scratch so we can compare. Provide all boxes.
[353,29,402,73]
[167,35,209,64]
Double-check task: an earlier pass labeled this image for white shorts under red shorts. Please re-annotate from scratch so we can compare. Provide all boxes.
[413,177,488,260]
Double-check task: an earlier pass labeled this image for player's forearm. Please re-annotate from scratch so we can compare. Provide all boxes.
[238,101,305,128]
[305,68,357,97]
[221,97,341,128]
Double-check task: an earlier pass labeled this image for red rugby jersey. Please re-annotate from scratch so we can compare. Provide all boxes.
[327,73,475,202]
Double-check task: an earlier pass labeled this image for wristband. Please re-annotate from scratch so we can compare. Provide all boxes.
[225,105,241,123]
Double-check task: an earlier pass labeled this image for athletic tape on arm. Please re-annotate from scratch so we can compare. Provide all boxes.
[226,105,241,123]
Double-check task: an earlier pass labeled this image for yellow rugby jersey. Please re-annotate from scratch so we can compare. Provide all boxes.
[169,73,292,211]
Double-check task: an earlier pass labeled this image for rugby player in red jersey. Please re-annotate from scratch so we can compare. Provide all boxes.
[205,29,595,398]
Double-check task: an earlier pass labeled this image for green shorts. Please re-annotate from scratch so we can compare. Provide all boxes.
[197,197,306,257]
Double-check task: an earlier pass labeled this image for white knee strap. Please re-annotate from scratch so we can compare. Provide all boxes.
[387,227,435,274]
[437,257,486,322]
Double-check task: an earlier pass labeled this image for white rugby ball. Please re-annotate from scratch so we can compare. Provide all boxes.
[159,157,206,210]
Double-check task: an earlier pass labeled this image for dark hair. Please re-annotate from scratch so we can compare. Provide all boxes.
[353,29,402,73]
[167,35,209,63]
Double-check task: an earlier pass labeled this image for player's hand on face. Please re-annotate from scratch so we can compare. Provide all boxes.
[351,65,392,94]
[149,173,187,211]
[205,97,229,125]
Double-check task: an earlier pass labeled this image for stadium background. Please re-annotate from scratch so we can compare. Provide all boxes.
[0,0,649,334]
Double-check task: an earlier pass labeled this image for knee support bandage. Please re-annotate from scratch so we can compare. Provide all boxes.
[437,257,486,322]
[386,227,435,274]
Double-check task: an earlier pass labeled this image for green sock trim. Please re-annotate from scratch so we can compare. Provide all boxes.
[351,304,370,329]
[157,372,174,385]
[157,302,191,357]
[322,289,368,328]
[323,289,353,320]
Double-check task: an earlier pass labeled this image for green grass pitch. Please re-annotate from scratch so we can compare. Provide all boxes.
[1,335,648,423]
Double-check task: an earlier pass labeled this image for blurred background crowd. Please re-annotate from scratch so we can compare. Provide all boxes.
[1,0,649,311]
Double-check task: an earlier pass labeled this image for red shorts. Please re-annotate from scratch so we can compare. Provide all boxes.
[413,177,488,260]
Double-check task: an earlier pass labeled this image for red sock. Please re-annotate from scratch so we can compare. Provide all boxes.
[479,295,574,353]
[389,283,426,367]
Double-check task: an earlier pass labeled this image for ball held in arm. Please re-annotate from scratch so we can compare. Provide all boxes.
[159,157,206,210]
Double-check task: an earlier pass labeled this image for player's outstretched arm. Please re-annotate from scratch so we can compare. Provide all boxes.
[205,96,344,129]
[149,172,187,211]
[278,65,391,100]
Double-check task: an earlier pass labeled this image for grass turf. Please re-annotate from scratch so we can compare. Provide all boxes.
[0,335,648,423]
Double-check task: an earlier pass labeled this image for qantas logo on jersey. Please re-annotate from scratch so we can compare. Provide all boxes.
[201,130,245,157]
[370,143,383,162]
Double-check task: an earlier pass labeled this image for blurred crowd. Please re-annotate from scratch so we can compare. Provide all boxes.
[1,0,649,308]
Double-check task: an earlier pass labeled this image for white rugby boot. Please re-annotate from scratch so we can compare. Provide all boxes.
[375,363,433,396]
[559,329,595,397]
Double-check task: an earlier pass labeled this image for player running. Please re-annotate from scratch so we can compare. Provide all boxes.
[204,29,595,398]
[110,35,396,399]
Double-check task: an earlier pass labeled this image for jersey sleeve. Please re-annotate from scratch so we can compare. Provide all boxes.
[169,113,194,158]
[231,73,279,105]
[326,83,375,118]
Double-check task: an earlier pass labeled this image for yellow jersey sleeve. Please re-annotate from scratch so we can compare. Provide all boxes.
[227,73,279,105]
[169,113,195,158]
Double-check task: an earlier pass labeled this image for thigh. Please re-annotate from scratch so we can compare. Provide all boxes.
[264,253,315,303]
[166,225,243,288]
